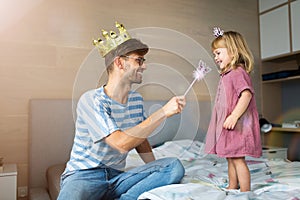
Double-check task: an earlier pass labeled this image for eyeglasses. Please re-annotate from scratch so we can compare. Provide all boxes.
[120,55,146,66]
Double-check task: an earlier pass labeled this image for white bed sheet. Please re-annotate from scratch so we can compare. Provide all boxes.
[125,140,300,200]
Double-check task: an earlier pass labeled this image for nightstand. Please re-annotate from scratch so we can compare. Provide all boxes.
[0,164,17,200]
[262,146,288,160]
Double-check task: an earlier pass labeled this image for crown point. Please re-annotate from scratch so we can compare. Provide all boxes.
[92,39,98,46]
[102,30,109,39]
[116,22,125,33]
[110,31,117,39]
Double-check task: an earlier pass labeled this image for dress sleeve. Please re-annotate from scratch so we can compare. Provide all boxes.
[232,68,255,97]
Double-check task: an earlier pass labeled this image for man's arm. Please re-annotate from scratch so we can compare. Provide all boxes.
[135,139,155,163]
[105,96,185,153]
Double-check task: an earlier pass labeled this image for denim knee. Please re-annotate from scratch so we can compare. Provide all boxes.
[164,157,185,183]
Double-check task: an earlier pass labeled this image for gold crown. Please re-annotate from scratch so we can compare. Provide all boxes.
[93,22,131,57]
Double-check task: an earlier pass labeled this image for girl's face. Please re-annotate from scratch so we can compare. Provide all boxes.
[212,47,232,70]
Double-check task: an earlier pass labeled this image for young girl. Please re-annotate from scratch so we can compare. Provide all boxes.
[205,28,262,192]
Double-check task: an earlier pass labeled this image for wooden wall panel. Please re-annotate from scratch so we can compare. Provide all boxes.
[0,0,260,198]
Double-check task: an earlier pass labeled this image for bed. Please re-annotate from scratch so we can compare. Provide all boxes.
[29,99,300,200]
[135,140,300,200]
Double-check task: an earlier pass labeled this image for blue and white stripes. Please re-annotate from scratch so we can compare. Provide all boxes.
[63,87,145,175]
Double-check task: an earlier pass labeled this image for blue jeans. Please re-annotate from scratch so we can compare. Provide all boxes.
[57,157,185,200]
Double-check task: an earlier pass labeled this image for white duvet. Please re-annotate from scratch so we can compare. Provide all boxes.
[125,140,300,200]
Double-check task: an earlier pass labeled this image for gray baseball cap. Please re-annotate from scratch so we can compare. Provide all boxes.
[105,38,149,66]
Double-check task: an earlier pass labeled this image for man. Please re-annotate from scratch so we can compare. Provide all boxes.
[57,22,186,200]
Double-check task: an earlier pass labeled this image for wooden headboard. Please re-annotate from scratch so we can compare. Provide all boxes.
[29,98,211,189]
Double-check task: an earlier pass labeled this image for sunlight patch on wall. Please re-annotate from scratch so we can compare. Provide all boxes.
[0,0,43,33]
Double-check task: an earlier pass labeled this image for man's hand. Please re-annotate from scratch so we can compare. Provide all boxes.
[162,96,186,118]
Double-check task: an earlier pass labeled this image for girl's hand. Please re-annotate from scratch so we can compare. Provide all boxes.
[223,90,252,130]
[223,114,239,130]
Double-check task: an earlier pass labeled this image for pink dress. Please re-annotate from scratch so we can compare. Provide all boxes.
[205,66,262,158]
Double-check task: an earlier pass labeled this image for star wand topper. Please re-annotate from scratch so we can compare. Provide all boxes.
[183,60,211,97]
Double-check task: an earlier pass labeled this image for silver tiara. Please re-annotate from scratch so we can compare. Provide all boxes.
[213,27,224,37]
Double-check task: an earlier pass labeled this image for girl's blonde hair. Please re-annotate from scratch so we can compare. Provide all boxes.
[211,31,254,74]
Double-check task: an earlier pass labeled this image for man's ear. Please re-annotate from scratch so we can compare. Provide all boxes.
[114,57,124,69]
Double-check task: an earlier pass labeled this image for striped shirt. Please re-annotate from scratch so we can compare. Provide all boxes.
[63,86,146,176]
